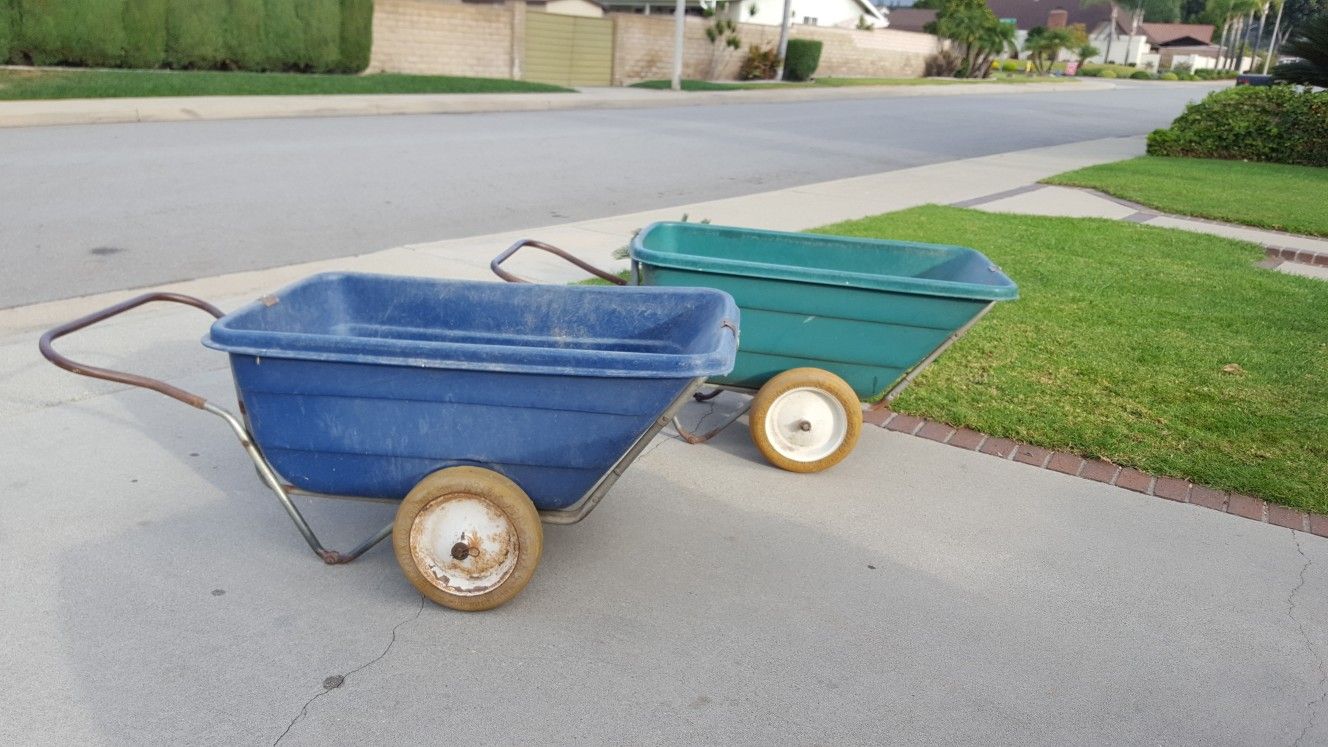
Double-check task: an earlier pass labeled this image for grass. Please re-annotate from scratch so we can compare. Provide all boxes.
[817,206,1328,513]
[1045,156,1328,238]
[627,74,1070,90]
[0,68,574,100]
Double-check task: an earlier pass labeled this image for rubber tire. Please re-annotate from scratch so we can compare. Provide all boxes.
[748,367,862,473]
[392,466,543,612]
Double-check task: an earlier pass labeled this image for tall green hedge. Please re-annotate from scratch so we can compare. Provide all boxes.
[782,38,822,82]
[1147,86,1328,168]
[0,0,14,64]
[1,0,370,72]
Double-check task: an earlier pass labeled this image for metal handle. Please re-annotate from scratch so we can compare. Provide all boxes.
[39,292,225,409]
[490,238,626,285]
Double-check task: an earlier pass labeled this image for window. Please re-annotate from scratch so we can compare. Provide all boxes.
[802,15,818,24]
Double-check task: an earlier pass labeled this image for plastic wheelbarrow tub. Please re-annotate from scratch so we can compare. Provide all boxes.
[491,222,1016,475]
[40,272,738,611]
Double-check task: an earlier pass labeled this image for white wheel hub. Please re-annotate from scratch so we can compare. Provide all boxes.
[763,386,848,463]
[409,494,519,597]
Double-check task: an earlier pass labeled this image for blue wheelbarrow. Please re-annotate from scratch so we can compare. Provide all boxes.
[40,273,738,610]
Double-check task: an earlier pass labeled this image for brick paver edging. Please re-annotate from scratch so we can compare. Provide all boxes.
[864,407,1328,537]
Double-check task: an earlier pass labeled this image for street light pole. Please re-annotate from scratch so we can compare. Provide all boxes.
[774,0,793,80]
[671,0,687,90]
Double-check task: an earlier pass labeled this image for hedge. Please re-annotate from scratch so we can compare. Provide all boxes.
[0,0,370,72]
[782,38,822,82]
[1147,85,1328,167]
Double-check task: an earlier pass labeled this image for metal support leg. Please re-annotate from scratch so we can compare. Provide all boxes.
[204,403,395,565]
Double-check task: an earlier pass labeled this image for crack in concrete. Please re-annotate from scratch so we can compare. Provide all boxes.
[1289,530,1326,747]
[273,594,426,745]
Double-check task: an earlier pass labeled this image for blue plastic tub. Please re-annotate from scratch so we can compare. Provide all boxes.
[204,273,739,509]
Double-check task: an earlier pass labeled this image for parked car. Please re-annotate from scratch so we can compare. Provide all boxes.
[1236,73,1274,86]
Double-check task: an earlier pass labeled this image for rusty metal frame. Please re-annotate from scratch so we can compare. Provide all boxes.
[491,238,628,285]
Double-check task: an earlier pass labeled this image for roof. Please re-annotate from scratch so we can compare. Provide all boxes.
[1139,22,1214,45]
[886,7,937,32]
[983,0,1111,31]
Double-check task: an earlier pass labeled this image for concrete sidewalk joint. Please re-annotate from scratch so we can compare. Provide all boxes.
[867,407,1325,537]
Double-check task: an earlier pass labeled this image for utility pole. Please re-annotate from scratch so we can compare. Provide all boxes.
[774,0,793,80]
[1263,0,1284,73]
[671,0,686,90]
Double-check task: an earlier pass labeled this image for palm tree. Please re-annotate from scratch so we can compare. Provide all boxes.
[1273,12,1328,85]
[1262,0,1285,72]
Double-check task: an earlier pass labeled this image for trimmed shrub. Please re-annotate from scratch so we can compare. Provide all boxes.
[782,38,821,82]
[11,0,127,67]
[1129,70,1153,79]
[123,0,167,68]
[5,0,370,73]
[1147,85,1328,167]
[1078,66,1101,77]
[1099,69,1117,78]
[0,0,14,63]
[1000,59,1019,72]
[738,43,779,80]
[295,0,339,72]
[262,0,302,70]
[1160,71,1178,80]
[226,0,267,71]
[165,0,227,68]
[337,0,371,72]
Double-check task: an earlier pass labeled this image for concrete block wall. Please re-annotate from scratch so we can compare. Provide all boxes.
[368,0,517,78]
[610,14,942,84]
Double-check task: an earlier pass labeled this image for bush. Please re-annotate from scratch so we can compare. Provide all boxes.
[1160,71,1178,80]
[1001,59,1019,72]
[123,0,168,68]
[0,0,14,63]
[924,47,962,77]
[1147,85,1328,167]
[4,0,368,72]
[782,38,821,81]
[165,0,227,68]
[1129,70,1153,79]
[1099,69,1117,78]
[1079,66,1101,76]
[738,43,779,80]
[337,0,372,72]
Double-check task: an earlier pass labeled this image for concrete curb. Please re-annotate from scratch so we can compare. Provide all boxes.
[0,79,1117,129]
[865,407,1328,538]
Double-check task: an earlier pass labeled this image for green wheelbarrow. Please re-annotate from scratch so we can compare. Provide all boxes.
[492,222,1018,473]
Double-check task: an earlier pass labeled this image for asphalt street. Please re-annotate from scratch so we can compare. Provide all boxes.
[0,82,1219,306]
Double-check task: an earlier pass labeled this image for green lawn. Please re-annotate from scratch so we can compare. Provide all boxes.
[817,206,1328,513]
[628,74,1070,90]
[1045,156,1328,238]
[0,68,574,100]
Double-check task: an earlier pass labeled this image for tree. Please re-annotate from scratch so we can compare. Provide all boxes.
[1273,11,1328,84]
[1025,25,1077,73]
[1082,0,1152,62]
[1077,42,1102,61]
[935,2,1015,78]
[702,1,741,80]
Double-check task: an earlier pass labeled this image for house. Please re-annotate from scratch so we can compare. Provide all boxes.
[603,0,890,29]
[883,7,937,32]
[982,0,1214,70]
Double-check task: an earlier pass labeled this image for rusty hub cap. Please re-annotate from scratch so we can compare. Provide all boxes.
[409,493,519,597]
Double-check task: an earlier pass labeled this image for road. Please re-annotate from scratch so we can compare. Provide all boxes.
[0,82,1218,307]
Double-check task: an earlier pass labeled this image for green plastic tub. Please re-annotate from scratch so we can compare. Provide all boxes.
[631,222,1018,400]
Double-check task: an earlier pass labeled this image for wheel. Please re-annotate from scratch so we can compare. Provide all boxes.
[392,466,543,611]
[748,368,862,473]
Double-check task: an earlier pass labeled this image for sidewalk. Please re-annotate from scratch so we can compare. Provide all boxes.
[963,183,1328,281]
[4,136,1326,744]
[0,78,1116,128]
